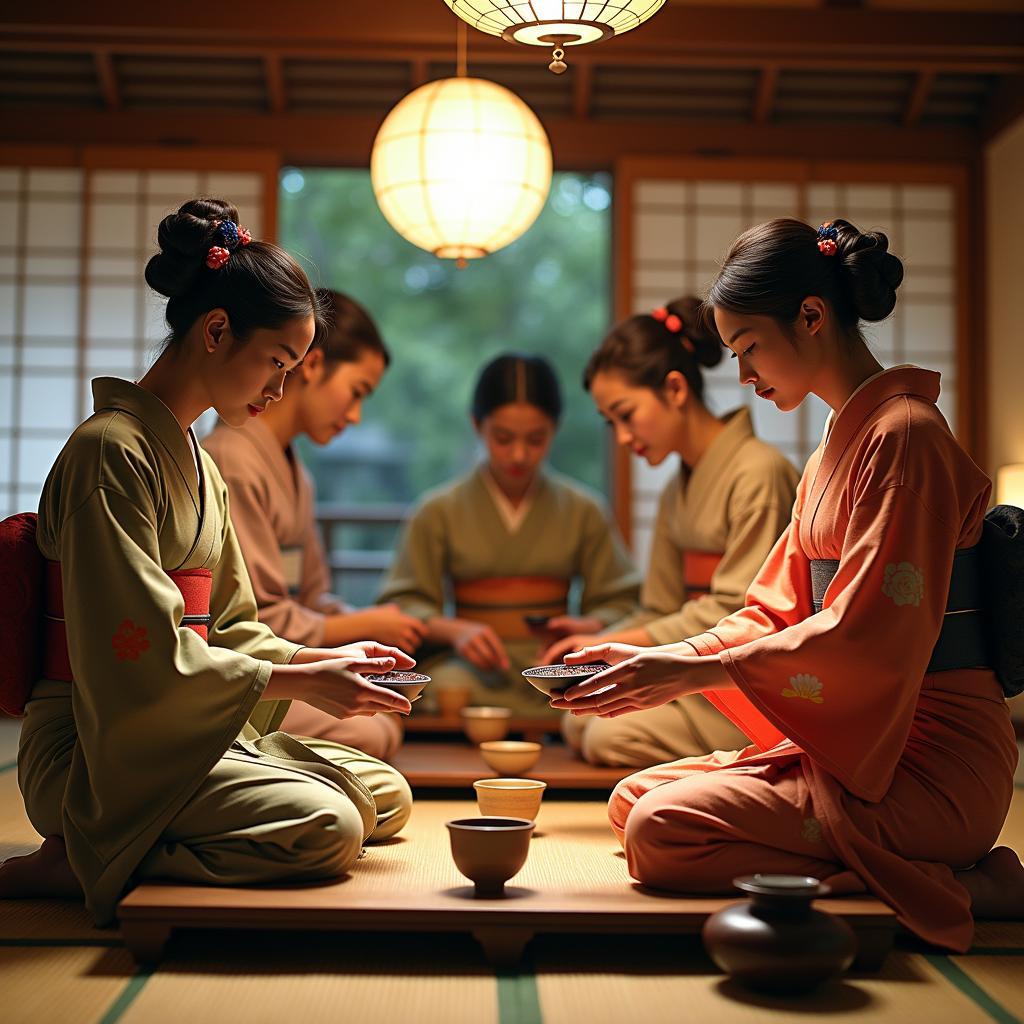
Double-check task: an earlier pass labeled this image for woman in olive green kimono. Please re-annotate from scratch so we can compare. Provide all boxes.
[379,353,640,716]
[0,199,413,926]
[550,297,799,767]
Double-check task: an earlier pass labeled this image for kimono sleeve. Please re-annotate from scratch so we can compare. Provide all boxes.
[217,457,328,647]
[376,500,448,620]
[58,484,273,910]
[717,484,958,801]
[576,498,641,626]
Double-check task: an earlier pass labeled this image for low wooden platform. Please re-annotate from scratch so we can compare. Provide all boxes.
[118,800,898,971]
[391,740,632,790]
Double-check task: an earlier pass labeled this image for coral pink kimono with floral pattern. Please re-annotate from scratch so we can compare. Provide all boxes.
[609,367,1017,951]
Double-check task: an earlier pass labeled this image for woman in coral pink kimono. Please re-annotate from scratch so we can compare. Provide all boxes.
[554,218,1023,950]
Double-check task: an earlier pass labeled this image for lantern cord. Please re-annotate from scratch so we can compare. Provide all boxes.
[457,21,468,78]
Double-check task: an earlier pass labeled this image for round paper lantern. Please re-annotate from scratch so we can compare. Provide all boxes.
[370,77,553,263]
[442,0,668,72]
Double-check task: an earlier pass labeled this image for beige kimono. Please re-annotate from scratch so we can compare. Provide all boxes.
[379,466,640,715]
[19,379,410,926]
[203,419,402,760]
[564,409,800,766]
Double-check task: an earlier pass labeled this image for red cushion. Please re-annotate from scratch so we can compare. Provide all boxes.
[0,513,44,716]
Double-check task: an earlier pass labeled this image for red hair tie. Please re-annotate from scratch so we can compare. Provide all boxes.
[652,306,692,350]
[206,246,231,270]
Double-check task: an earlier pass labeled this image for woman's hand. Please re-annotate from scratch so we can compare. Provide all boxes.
[292,656,414,720]
[549,645,730,717]
[454,622,509,672]
[334,605,428,653]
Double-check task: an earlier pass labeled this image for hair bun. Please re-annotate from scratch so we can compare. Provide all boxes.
[665,296,723,369]
[144,198,240,299]
[831,219,905,323]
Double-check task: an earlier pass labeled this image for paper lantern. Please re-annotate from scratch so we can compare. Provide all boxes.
[370,77,552,263]
[442,0,667,72]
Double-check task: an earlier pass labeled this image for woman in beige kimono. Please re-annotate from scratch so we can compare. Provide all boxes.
[551,297,799,767]
[204,289,425,761]
[379,353,640,716]
[0,199,413,925]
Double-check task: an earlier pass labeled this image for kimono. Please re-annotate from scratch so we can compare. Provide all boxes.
[565,408,799,767]
[202,419,402,760]
[378,466,640,714]
[609,367,1017,951]
[18,378,411,926]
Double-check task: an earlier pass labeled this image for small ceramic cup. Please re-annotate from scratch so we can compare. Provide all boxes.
[461,706,512,744]
[474,778,547,821]
[479,740,542,775]
[446,816,535,897]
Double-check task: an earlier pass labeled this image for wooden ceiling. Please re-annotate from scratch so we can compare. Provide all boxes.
[2,1,1022,166]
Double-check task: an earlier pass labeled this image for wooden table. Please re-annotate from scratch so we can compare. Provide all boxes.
[119,801,898,971]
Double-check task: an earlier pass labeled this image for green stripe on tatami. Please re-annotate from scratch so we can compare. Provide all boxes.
[925,954,1022,1024]
[497,966,543,1024]
[0,759,17,775]
[96,968,153,1024]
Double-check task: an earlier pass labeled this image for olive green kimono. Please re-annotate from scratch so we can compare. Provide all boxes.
[378,466,641,715]
[18,378,410,926]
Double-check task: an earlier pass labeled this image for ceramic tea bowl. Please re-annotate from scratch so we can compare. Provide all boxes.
[365,670,431,703]
[461,706,512,744]
[479,740,542,775]
[446,816,535,897]
[474,778,547,821]
[521,661,612,697]
[702,874,857,995]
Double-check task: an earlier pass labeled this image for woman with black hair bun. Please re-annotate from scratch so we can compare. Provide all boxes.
[0,199,413,922]
[378,352,640,716]
[557,218,1024,948]
[551,295,799,768]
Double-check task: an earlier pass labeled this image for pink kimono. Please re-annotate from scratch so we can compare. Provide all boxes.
[609,367,1017,952]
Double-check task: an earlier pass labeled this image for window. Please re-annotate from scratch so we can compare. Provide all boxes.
[279,168,613,605]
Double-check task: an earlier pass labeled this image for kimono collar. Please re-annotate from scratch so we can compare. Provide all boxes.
[476,464,543,534]
[684,407,756,497]
[810,365,940,505]
[94,373,201,473]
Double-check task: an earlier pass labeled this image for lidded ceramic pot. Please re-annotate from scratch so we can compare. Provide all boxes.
[702,874,856,994]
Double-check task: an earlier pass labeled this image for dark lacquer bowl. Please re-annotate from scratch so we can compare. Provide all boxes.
[520,661,611,697]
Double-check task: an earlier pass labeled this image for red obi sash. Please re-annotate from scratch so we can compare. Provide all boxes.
[683,550,723,598]
[0,511,212,717]
[454,576,569,640]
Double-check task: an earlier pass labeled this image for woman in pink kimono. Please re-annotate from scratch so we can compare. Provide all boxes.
[555,218,1023,949]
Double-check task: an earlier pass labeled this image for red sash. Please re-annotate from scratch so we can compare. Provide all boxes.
[683,550,723,598]
[0,512,211,716]
[454,576,569,640]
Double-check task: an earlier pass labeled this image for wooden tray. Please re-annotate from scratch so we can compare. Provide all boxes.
[119,800,897,971]
[391,741,632,790]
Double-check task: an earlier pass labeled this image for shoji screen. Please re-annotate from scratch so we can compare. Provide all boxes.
[0,148,277,519]
[617,159,969,569]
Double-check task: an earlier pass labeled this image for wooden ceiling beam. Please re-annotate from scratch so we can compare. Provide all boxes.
[903,69,936,128]
[0,107,980,168]
[93,49,120,110]
[753,65,779,124]
[264,54,286,113]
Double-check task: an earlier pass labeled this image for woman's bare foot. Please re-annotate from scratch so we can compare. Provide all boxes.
[0,836,82,899]
[956,846,1024,919]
